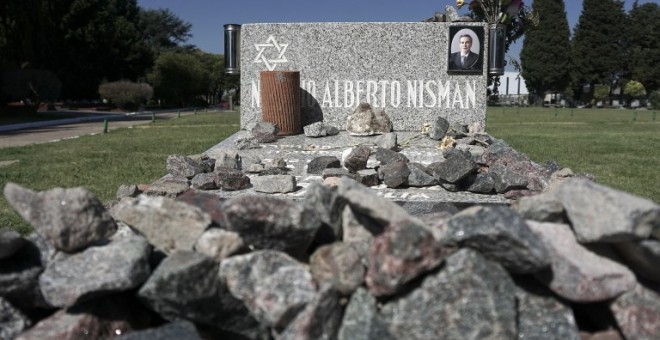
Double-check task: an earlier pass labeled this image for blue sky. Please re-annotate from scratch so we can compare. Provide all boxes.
[138,0,657,68]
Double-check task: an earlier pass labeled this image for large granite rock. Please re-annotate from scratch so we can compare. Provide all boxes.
[307,156,341,175]
[221,196,321,258]
[337,177,413,226]
[428,116,450,140]
[310,243,365,295]
[39,235,151,307]
[554,178,660,243]
[166,155,204,179]
[528,221,636,302]
[378,158,410,188]
[276,284,344,340]
[138,250,262,338]
[610,283,660,340]
[343,146,370,173]
[514,192,566,223]
[303,122,339,137]
[207,149,242,169]
[111,195,211,255]
[4,183,117,252]
[374,147,409,165]
[190,173,218,190]
[194,228,245,262]
[336,288,394,340]
[219,250,316,330]
[215,168,251,191]
[303,182,346,240]
[514,278,580,340]
[366,219,449,296]
[142,178,190,198]
[442,206,550,274]
[407,163,437,187]
[346,103,393,136]
[380,248,517,339]
[251,121,279,143]
[428,149,478,184]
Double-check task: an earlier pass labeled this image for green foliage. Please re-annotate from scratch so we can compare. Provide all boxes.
[1,69,62,105]
[623,80,646,99]
[148,52,206,106]
[520,0,571,101]
[593,84,610,104]
[572,0,627,89]
[195,52,240,105]
[648,90,660,109]
[138,8,193,56]
[626,2,660,93]
[98,80,153,109]
[58,0,152,98]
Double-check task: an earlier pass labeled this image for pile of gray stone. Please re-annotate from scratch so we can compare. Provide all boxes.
[150,114,560,201]
[2,170,660,339]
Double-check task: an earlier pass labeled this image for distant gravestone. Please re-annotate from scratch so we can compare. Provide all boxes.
[239,22,488,131]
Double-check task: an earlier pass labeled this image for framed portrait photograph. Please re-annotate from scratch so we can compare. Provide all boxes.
[447,26,484,75]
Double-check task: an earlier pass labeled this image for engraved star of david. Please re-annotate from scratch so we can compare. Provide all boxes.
[253,35,289,71]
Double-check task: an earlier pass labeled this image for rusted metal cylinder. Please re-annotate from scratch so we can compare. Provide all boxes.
[260,71,301,135]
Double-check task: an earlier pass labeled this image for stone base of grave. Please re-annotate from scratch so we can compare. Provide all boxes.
[203,131,510,213]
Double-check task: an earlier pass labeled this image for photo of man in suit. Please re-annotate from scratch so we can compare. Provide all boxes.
[448,31,482,71]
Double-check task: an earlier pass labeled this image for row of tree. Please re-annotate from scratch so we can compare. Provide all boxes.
[520,0,660,106]
[0,0,238,109]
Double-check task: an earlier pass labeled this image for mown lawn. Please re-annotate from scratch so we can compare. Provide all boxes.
[2,106,658,234]
[0,112,241,234]
[487,106,659,203]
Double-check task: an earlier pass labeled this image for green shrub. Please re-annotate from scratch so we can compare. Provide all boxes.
[98,80,153,109]
[624,80,646,100]
[649,90,660,109]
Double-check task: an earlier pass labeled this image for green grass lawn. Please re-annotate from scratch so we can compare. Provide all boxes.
[2,106,658,234]
[1,112,240,234]
[487,106,659,203]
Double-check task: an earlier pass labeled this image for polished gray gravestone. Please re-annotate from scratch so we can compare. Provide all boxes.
[239,22,488,131]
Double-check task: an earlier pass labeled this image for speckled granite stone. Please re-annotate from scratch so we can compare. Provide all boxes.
[240,22,488,131]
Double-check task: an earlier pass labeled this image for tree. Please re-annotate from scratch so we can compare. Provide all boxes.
[520,0,571,104]
[58,0,152,98]
[626,1,660,93]
[148,51,206,107]
[138,8,193,56]
[0,0,71,70]
[194,52,240,106]
[572,0,627,102]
